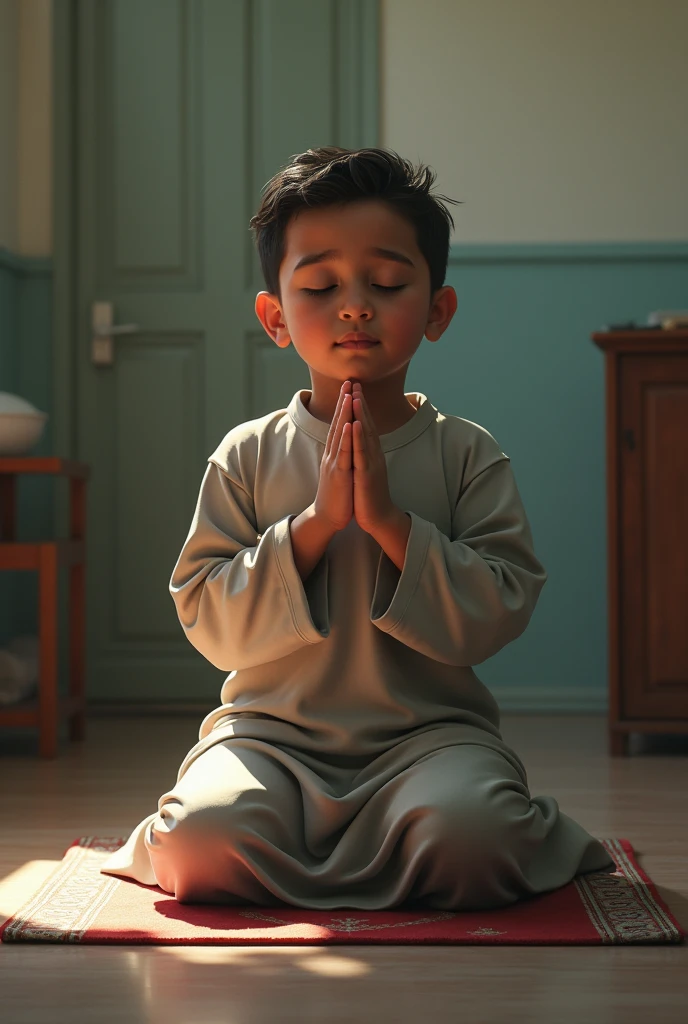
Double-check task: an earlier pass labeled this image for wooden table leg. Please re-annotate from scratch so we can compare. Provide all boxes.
[69,478,86,741]
[38,543,59,759]
[0,473,16,541]
[69,555,86,741]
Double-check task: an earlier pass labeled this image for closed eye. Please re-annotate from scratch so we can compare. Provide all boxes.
[302,285,405,296]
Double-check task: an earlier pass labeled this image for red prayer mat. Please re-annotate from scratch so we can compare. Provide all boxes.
[1,836,684,945]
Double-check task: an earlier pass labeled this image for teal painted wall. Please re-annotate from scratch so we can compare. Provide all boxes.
[1,241,686,708]
[409,241,688,709]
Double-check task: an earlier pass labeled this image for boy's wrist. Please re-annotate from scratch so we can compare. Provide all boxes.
[290,503,337,584]
[307,503,339,540]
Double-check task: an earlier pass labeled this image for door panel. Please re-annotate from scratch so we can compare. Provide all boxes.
[109,0,201,280]
[76,0,379,702]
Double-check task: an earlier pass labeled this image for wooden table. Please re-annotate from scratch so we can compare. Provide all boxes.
[0,457,90,758]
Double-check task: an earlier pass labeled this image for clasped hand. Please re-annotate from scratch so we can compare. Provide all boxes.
[349,382,397,534]
[315,379,401,536]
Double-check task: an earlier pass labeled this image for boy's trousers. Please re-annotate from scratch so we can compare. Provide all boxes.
[101,733,616,910]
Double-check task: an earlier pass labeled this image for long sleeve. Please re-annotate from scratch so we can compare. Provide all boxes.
[169,460,330,671]
[370,455,547,667]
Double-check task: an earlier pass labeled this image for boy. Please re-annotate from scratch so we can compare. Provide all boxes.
[100,148,616,908]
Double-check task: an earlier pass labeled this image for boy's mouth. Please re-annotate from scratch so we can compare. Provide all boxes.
[337,332,380,345]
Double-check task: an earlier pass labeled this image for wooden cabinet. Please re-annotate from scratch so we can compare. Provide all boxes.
[592,330,688,756]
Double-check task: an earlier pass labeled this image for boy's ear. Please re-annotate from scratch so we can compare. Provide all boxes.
[255,291,290,348]
[426,286,458,342]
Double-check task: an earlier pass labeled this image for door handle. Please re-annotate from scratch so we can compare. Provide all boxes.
[91,301,140,366]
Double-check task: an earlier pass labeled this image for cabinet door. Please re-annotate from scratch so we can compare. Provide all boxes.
[620,354,688,718]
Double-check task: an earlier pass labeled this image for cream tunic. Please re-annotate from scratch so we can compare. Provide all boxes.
[100,390,615,908]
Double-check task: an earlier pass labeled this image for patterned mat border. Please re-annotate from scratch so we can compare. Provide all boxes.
[1,836,685,944]
[578,838,684,943]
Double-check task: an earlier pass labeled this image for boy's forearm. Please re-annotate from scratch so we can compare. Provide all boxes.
[368,508,412,572]
[289,503,337,583]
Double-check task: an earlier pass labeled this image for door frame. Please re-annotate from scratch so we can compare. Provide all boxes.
[52,0,78,539]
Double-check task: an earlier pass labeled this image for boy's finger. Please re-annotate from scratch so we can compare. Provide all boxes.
[355,395,372,433]
[353,396,366,430]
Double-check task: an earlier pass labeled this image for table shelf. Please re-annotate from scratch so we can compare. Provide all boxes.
[0,692,83,729]
[0,539,85,570]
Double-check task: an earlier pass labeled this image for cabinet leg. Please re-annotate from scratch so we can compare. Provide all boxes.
[38,544,59,759]
[609,730,629,757]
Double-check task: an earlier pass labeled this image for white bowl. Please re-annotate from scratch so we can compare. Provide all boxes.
[0,392,49,455]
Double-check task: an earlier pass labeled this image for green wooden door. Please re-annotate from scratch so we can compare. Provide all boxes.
[74,0,379,703]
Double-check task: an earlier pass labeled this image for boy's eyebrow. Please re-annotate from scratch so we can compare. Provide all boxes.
[292,247,415,272]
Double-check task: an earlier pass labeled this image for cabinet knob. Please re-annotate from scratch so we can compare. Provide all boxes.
[624,428,636,450]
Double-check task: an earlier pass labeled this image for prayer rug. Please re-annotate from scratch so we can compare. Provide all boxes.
[1,836,684,945]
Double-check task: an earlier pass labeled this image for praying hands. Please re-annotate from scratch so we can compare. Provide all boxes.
[351,383,411,569]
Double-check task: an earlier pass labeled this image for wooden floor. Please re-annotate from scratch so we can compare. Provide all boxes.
[0,713,687,1023]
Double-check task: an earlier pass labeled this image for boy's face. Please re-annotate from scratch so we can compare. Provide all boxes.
[255,199,456,390]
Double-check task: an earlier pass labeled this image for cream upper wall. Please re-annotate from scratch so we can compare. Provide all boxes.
[381,0,688,243]
[17,0,52,256]
[0,0,19,253]
[0,0,52,257]
[0,0,686,255]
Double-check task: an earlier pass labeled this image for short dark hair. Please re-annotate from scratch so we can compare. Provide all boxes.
[249,147,462,303]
